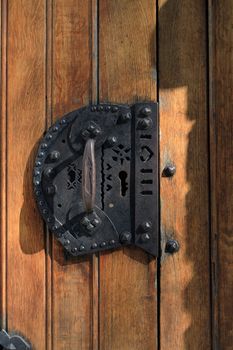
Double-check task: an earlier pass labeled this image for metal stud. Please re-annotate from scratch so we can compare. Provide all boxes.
[42,208,48,214]
[72,247,78,253]
[140,221,152,232]
[165,239,180,254]
[60,118,66,124]
[52,126,59,132]
[162,164,176,177]
[35,161,41,166]
[79,244,85,251]
[141,233,151,242]
[34,180,40,186]
[118,112,131,123]
[141,106,152,116]
[112,106,119,112]
[91,243,98,249]
[38,152,45,158]
[64,239,70,246]
[91,106,97,112]
[100,241,106,248]
[105,136,118,147]
[110,239,116,245]
[120,231,132,243]
[49,150,60,162]
[46,134,52,140]
[137,118,152,130]
[41,143,48,149]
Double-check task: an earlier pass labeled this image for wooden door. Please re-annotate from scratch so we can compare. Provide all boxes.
[0,1,232,349]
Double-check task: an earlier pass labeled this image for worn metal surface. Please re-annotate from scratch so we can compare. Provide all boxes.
[33,102,158,256]
[0,329,31,350]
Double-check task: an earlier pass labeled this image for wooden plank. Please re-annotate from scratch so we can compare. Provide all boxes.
[208,1,233,348]
[99,1,157,349]
[159,0,211,348]
[7,1,46,348]
[0,0,7,331]
[51,1,97,349]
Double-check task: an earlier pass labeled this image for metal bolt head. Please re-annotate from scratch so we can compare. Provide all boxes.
[141,221,152,232]
[110,239,116,245]
[120,231,132,243]
[71,247,78,253]
[137,118,152,130]
[162,164,176,177]
[91,242,98,249]
[141,233,151,242]
[141,106,152,116]
[79,244,85,251]
[50,150,60,162]
[105,136,118,147]
[100,241,106,248]
[118,112,132,123]
[165,239,180,254]
[92,127,102,136]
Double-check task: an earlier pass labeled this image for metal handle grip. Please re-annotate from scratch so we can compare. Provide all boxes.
[82,138,96,213]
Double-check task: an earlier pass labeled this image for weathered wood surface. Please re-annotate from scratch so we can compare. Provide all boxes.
[159,0,211,349]
[99,1,157,349]
[51,1,96,349]
[6,1,46,348]
[209,1,233,349]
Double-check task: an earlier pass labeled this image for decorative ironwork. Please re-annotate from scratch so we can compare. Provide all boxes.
[33,102,159,257]
[0,329,31,350]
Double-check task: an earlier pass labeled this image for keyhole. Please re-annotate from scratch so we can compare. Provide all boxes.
[119,171,128,197]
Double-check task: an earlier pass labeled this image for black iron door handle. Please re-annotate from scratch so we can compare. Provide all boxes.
[82,138,96,213]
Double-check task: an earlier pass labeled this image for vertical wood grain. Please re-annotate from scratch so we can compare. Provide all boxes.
[51,1,97,349]
[159,0,211,348]
[99,1,157,349]
[7,0,46,348]
[0,0,7,331]
[209,1,233,349]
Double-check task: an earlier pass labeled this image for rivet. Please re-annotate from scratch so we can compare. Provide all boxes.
[162,164,176,177]
[92,127,102,136]
[120,231,132,243]
[39,200,44,206]
[47,217,52,223]
[71,247,78,253]
[137,118,152,130]
[92,218,100,226]
[52,225,58,231]
[88,124,95,132]
[141,233,151,242]
[81,216,90,227]
[165,239,180,254]
[119,112,131,123]
[141,106,152,116]
[46,185,56,195]
[110,239,116,245]
[46,134,52,140]
[35,161,41,166]
[34,170,40,176]
[35,190,40,196]
[49,150,60,162]
[34,180,40,186]
[112,106,119,112]
[38,152,45,158]
[44,167,54,178]
[105,136,118,147]
[101,241,106,248]
[60,119,66,124]
[79,244,85,251]
[140,221,152,232]
[42,208,48,214]
[41,143,48,149]
[105,106,111,111]
[86,223,95,231]
[91,106,97,112]
[98,105,104,111]
[52,126,59,132]
[64,239,70,246]
[91,243,98,249]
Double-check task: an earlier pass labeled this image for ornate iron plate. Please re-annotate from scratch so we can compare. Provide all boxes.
[33,102,158,256]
